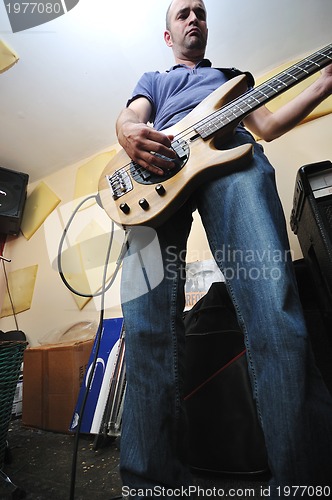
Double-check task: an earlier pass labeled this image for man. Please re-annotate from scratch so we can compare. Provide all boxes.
[116,0,332,498]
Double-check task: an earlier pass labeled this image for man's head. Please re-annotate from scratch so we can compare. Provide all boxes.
[164,0,208,64]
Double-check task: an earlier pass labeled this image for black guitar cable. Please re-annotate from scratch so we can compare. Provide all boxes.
[57,194,128,299]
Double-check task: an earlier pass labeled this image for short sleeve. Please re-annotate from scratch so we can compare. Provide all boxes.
[126,71,160,122]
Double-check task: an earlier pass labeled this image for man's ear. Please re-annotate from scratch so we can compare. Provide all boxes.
[164,30,173,47]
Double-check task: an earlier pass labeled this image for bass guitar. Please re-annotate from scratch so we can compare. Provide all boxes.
[98,44,332,228]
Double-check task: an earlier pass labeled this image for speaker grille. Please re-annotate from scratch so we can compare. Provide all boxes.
[0,167,29,235]
[324,204,332,228]
[317,197,332,240]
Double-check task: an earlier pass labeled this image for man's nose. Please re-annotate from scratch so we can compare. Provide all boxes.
[188,11,199,24]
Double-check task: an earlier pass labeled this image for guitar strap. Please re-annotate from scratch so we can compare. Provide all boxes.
[216,67,255,89]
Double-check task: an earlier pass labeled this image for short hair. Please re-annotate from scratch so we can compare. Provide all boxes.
[165,2,172,30]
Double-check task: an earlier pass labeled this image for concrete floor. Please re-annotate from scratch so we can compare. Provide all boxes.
[1,419,122,499]
[1,419,271,500]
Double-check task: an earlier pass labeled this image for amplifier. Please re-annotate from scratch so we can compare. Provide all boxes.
[0,166,29,235]
[290,160,332,324]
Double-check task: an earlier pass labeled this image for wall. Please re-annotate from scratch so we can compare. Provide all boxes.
[0,114,331,346]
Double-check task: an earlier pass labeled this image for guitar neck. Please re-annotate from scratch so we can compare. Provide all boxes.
[196,43,332,139]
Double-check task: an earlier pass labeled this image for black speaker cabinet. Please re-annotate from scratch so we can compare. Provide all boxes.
[290,160,332,326]
[0,166,29,236]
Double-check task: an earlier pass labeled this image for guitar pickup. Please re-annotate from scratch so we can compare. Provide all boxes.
[172,139,189,160]
[137,166,152,182]
[129,140,190,186]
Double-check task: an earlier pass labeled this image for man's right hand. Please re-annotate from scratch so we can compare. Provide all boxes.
[119,121,176,176]
[116,100,176,176]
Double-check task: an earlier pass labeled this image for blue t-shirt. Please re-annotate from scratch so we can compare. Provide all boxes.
[127,59,254,132]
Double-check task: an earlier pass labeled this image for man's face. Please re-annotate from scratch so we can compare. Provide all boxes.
[164,0,208,60]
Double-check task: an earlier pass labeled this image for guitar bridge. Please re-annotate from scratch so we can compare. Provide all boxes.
[107,168,133,200]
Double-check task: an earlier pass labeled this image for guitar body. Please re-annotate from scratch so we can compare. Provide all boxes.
[98,75,253,228]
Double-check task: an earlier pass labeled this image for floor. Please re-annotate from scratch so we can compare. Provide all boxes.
[1,419,271,500]
[1,419,122,500]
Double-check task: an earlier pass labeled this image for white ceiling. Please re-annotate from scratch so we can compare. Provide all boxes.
[0,0,331,183]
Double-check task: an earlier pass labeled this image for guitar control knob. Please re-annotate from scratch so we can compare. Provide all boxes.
[120,203,130,214]
[139,198,149,210]
[155,184,166,196]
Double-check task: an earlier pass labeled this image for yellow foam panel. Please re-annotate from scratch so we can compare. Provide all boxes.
[21,181,61,240]
[0,38,19,73]
[61,266,91,310]
[1,264,38,317]
[74,150,117,201]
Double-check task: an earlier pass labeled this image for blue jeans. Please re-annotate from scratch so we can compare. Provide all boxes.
[120,132,332,498]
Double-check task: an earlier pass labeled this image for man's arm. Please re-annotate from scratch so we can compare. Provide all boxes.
[243,65,332,141]
[116,96,176,175]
